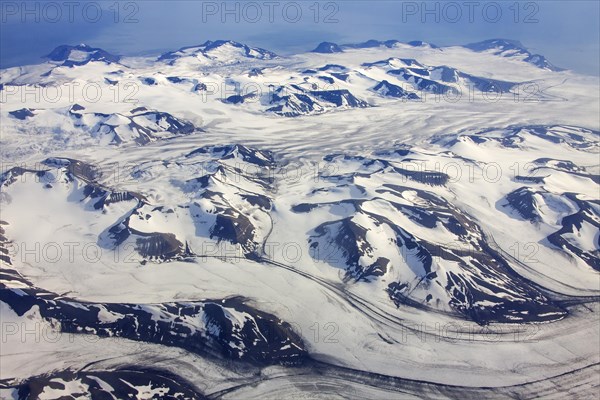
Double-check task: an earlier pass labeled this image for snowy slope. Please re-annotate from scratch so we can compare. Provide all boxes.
[0,39,598,399]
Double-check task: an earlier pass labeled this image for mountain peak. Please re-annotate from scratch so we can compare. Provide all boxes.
[464,39,563,71]
[465,38,525,52]
[312,42,343,53]
[45,44,121,66]
[340,39,438,50]
[158,40,277,62]
[343,39,400,49]
[201,39,242,50]
[406,40,439,49]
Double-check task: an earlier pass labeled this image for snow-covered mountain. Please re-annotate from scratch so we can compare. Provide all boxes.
[158,40,279,65]
[312,41,344,53]
[45,44,122,67]
[0,38,598,399]
[313,38,559,71]
[465,39,564,71]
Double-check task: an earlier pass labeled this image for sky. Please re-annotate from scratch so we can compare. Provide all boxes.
[1,1,599,75]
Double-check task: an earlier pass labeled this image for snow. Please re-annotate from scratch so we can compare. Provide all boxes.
[562,220,599,252]
[38,378,89,400]
[0,39,598,399]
